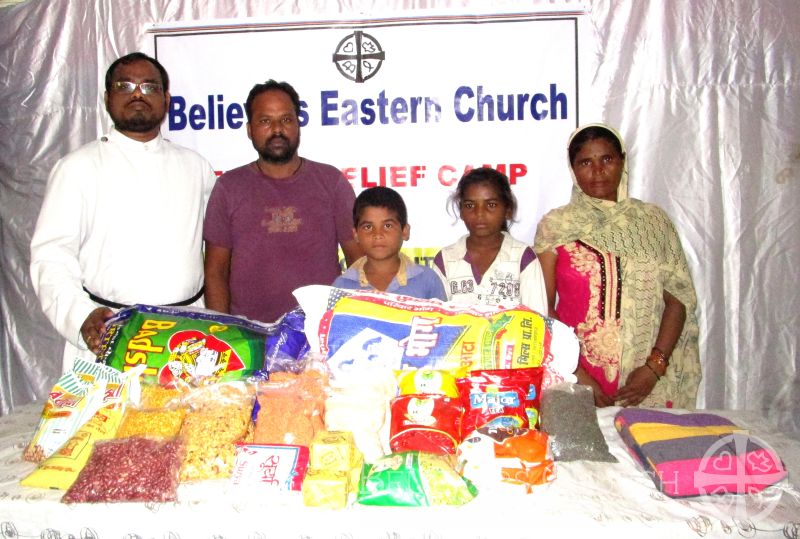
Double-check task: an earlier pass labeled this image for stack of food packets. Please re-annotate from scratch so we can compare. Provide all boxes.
[21,361,144,490]
[302,431,364,509]
[16,293,583,507]
[60,384,189,503]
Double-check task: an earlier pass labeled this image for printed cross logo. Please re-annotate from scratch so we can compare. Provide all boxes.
[693,431,787,522]
[332,31,385,83]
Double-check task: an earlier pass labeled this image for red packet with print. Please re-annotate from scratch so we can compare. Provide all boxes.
[390,394,463,455]
[480,367,544,428]
[457,368,542,434]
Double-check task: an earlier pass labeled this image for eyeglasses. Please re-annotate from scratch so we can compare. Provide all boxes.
[110,81,164,95]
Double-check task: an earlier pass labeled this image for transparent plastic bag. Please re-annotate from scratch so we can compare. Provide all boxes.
[63,437,184,503]
[179,381,256,481]
[540,383,616,462]
[253,361,329,447]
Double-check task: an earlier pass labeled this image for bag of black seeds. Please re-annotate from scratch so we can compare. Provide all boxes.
[540,383,616,462]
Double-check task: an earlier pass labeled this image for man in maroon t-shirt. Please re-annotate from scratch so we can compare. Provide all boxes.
[203,80,362,323]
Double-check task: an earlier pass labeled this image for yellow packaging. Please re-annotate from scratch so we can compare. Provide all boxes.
[23,359,116,463]
[349,454,364,495]
[20,367,141,490]
[309,431,357,471]
[302,468,349,509]
[396,369,461,397]
[20,404,125,490]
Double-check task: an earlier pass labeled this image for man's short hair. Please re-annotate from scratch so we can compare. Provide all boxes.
[105,52,169,93]
[353,186,408,228]
[245,80,302,122]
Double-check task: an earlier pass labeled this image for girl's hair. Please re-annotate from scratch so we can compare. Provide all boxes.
[448,167,517,231]
[568,125,625,165]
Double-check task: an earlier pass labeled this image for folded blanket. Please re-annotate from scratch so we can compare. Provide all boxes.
[614,409,787,497]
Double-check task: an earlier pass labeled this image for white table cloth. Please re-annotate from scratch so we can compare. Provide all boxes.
[1,403,798,539]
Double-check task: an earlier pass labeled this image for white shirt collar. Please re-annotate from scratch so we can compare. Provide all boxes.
[106,126,164,152]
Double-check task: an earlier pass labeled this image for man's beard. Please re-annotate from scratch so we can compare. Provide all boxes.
[257,134,300,164]
[111,110,165,133]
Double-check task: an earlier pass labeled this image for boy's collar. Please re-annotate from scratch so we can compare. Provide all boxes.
[354,253,411,287]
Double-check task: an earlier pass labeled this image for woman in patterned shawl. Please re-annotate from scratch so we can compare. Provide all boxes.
[534,124,700,408]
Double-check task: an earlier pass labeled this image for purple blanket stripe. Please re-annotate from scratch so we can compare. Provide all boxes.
[615,408,735,428]
[636,433,768,466]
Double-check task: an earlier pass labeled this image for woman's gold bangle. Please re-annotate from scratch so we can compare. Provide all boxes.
[650,347,668,369]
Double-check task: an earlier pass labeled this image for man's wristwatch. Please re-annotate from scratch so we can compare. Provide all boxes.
[646,347,668,377]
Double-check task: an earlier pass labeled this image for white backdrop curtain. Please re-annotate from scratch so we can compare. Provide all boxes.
[1,0,797,439]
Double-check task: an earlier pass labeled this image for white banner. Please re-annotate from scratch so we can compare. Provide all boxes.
[152,11,587,259]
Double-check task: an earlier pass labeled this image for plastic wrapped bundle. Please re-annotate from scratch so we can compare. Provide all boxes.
[116,408,187,440]
[614,408,787,497]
